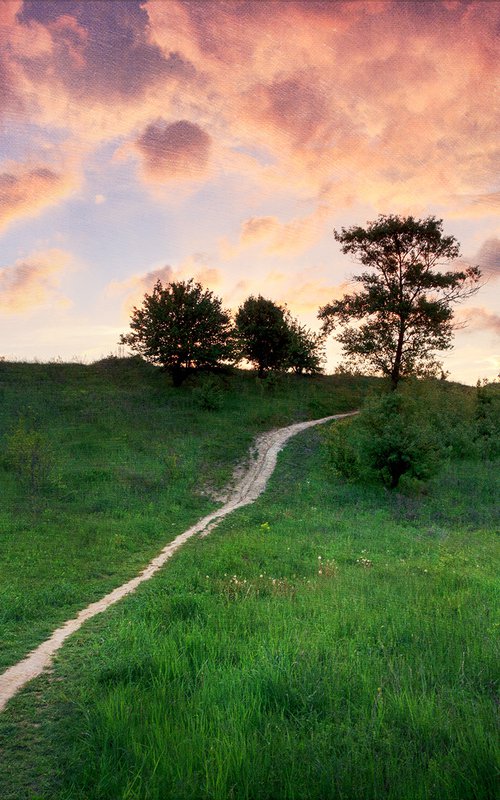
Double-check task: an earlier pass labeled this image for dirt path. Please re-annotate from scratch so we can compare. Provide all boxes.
[0,412,355,713]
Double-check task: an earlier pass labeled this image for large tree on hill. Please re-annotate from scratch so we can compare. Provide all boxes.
[319,215,481,389]
[120,279,235,386]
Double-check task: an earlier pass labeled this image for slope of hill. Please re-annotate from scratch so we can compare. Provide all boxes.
[0,359,497,800]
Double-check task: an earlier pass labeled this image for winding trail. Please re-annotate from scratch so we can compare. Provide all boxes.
[0,412,355,713]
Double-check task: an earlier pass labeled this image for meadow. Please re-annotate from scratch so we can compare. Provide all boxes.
[0,358,498,799]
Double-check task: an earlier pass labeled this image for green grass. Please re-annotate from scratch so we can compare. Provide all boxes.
[0,358,373,671]
[0,396,498,799]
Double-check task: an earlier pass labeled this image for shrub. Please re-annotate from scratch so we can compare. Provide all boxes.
[326,391,444,489]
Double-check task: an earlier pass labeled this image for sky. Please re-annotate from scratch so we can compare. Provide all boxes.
[0,0,499,384]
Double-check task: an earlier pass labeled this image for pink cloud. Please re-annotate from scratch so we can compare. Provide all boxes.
[476,238,500,277]
[0,0,497,230]
[222,206,329,259]
[243,76,329,148]
[17,1,193,103]
[457,307,500,336]
[0,248,72,313]
[0,163,78,232]
[109,255,222,314]
[135,119,212,182]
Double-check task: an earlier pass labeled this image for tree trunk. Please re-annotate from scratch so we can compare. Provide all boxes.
[171,366,184,387]
[390,326,405,391]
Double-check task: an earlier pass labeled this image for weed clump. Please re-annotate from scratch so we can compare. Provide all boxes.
[192,374,225,411]
[3,415,53,495]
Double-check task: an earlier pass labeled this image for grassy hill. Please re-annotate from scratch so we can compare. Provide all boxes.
[0,359,498,799]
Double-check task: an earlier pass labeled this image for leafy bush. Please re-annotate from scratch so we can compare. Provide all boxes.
[399,378,500,461]
[326,391,444,489]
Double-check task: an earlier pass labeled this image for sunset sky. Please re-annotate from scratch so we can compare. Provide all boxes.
[0,0,498,383]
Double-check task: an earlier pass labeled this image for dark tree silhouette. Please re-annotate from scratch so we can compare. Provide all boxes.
[235,295,290,377]
[319,215,481,389]
[120,279,235,386]
[285,315,325,375]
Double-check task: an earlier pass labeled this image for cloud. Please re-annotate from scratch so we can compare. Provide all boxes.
[109,255,222,314]
[0,1,26,121]
[135,119,212,183]
[0,52,23,121]
[458,307,500,336]
[449,192,500,219]
[0,163,77,232]
[0,0,495,223]
[243,76,330,148]
[264,271,350,315]
[18,1,194,103]
[0,0,498,304]
[0,248,73,313]
[222,206,329,259]
[475,238,500,276]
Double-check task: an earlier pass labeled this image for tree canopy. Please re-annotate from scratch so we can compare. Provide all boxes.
[235,295,324,377]
[235,295,291,377]
[319,215,481,389]
[285,316,325,375]
[120,279,235,386]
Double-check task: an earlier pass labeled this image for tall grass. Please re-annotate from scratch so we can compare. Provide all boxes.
[0,358,373,671]
[0,418,497,799]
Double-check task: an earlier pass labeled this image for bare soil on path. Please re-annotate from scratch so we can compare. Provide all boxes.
[0,412,354,713]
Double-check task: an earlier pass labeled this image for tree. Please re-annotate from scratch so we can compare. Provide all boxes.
[235,295,291,377]
[120,279,235,386]
[285,316,325,375]
[319,215,481,389]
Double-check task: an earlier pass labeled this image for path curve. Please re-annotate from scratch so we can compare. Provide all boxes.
[0,412,355,713]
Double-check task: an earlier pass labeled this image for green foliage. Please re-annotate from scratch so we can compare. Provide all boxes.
[192,374,225,411]
[235,295,291,376]
[120,279,235,386]
[285,316,325,375]
[326,391,444,489]
[4,415,53,494]
[319,215,481,389]
[475,379,500,458]
[235,295,325,377]
[326,377,500,490]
